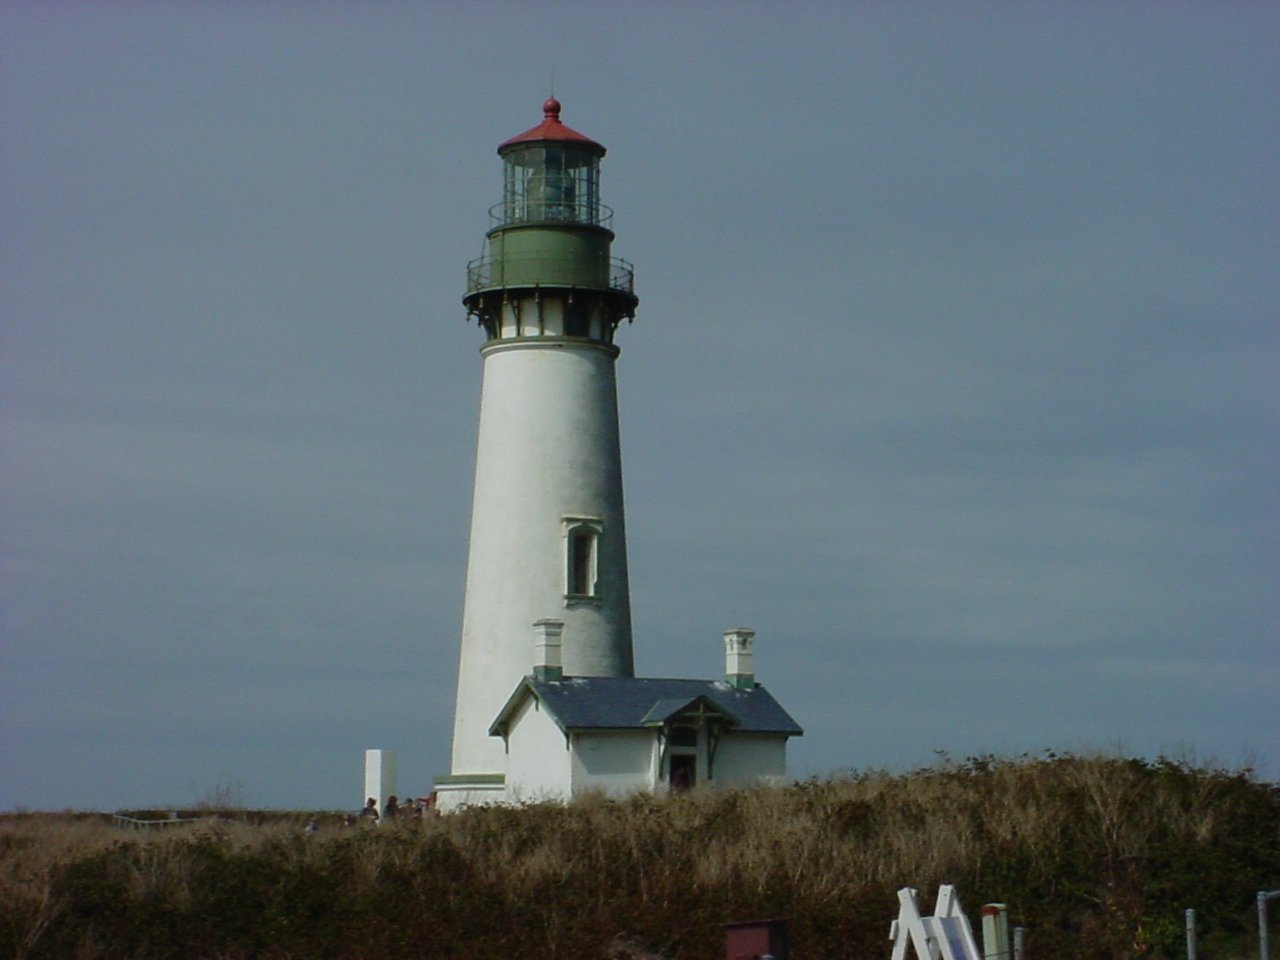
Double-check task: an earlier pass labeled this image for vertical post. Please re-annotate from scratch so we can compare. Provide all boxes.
[982,904,1011,959]
[1185,908,1196,960]
[1260,889,1279,960]
[363,749,398,819]
[1012,926,1025,960]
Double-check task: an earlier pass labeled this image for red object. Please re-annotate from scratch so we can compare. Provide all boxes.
[725,919,789,960]
[499,98,605,156]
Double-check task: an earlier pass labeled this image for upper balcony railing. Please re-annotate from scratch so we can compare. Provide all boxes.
[489,200,614,230]
[466,255,635,297]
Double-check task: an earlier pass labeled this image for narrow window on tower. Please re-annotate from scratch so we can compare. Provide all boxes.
[563,518,602,600]
[570,531,594,595]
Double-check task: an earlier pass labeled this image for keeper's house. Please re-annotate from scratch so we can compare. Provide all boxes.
[468,624,802,805]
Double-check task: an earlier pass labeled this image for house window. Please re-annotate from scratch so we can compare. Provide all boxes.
[564,519,601,599]
[669,726,697,748]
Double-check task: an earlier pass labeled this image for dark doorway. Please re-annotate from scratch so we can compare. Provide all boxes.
[669,755,696,791]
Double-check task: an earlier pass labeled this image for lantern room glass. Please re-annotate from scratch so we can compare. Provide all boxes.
[502,144,600,226]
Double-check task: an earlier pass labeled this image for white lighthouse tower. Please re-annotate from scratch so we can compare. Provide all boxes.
[437,99,639,805]
[434,100,801,809]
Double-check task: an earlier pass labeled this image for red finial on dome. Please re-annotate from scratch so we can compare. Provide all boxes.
[498,97,605,157]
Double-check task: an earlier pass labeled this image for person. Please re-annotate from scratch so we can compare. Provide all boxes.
[304,818,319,834]
[359,797,379,821]
[384,795,399,820]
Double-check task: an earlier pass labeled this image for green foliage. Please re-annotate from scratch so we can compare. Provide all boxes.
[1,755,1276,959]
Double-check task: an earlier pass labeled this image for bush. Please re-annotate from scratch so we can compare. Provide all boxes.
[1,755,1276,959]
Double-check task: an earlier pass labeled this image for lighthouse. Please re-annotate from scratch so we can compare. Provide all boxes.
[434,100,799,810]
[439,99,639,802]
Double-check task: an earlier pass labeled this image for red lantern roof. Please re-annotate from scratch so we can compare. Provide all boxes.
[498,98,606,157]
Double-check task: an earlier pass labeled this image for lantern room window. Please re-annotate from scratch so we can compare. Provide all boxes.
[503,145,600,226]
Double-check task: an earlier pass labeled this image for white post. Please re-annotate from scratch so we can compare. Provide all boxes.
[1185,908,1197,960]
[982,904,1010,959]
[363,749,398,818]
[1261,890,1280,960]
[1012,926,1025,960]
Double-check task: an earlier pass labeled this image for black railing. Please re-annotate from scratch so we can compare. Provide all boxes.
[466,255,635,296]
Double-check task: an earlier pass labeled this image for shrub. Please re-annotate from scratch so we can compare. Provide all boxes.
[1,755,1275,959]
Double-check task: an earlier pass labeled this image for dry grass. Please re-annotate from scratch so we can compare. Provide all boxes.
[2,755,1276,959]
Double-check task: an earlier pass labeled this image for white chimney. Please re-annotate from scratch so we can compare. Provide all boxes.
[533,619,564,681]
[724,627,755,690]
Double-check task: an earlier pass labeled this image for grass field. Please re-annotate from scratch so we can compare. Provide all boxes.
[3,754,1276,959]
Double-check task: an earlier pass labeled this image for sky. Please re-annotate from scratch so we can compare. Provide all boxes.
[2,2,1276,812]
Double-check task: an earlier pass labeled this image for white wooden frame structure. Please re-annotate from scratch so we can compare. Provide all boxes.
[889,885,983,960]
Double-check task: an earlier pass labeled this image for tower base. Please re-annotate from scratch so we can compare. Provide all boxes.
[432,773,506,813]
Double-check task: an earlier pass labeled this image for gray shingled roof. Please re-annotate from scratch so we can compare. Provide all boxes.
[490,676,803,737]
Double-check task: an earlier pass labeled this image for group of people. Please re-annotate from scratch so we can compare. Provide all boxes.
[351,794,435,825]
[303,794,437,833]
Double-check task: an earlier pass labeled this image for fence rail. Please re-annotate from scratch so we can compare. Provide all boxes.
[112,813,203,829]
